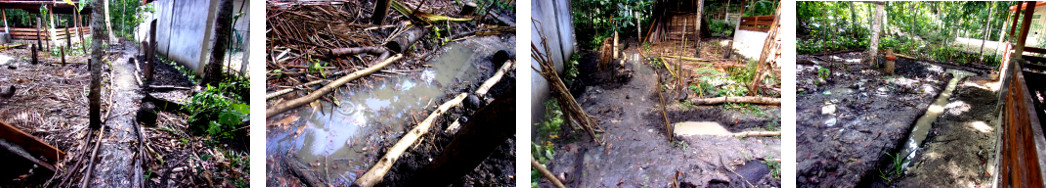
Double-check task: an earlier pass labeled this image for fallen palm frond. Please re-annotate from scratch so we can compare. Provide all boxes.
[390,0,473,24]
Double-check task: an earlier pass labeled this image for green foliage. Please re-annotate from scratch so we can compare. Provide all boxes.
[565,54,581,83]
[743,0,779,17]
[817,67,830,82]
[878,151,909,182]
[572,0,656,49]
[536,100,565,140]
[182,81,249,140]
[707,19,735,36]
[763,154,781,179]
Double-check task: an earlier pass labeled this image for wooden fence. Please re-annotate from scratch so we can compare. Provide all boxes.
[6,27,90,40]
[739,15,774,32]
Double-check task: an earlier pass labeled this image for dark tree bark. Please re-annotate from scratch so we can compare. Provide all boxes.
[89,0,106,129]
[372,0,391,25]
[202,0,234,86]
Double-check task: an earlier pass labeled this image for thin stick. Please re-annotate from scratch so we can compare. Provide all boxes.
[531,156,566,188]
[80,124,106,188]
[267,54,402,117]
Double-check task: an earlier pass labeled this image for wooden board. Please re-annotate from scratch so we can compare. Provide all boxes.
[0,119,64,163]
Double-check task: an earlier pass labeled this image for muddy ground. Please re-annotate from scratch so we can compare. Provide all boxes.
[539,39,781,187]
[794,52,1005,187]
[891,75,998,187]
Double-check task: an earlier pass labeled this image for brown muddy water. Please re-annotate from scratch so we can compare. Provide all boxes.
[267,43,483,186]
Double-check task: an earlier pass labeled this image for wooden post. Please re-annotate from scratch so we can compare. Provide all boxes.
[1016,1,1036,59]
[75,9,86,54]
[2,9,8,34]
[146,20,156,81]
[62,23,68,66]
[36,16,42,52]
[31,44,37,64]
[885,48,894,74]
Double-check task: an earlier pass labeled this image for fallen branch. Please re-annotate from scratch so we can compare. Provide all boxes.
[446,60,514,132]
[732,131,781,137]
[689,96,780,105]
[267,53,402,117]
[354,93,468,186]
[148,85,193,90]
[326,46,385,57]
[80,124,106,188]
[532,156,566,188]
[475,60,513,96]
[663,55,729,62]
[282,154,326,187]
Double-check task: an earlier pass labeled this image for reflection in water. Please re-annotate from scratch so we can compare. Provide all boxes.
[267,43,479,185]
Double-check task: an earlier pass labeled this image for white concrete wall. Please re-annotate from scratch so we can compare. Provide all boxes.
[732,29,769,60]
[148,0,248,75]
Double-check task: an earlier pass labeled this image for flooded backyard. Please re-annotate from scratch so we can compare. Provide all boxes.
[266,36,516,186]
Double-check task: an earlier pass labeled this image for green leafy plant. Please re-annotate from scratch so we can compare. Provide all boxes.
[182,82,249,140]
[817,67,830,83]
[763,155,781,179]
[878,151,909,182]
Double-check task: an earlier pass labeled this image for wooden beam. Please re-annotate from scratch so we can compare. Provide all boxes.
[1016,1,1036,58]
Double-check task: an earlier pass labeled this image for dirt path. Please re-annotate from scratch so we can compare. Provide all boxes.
[87,44,144,187]
[893,76,999,187]
[543,51,780,187]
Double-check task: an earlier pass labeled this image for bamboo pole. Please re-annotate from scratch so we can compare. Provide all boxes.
[354,93,468,186]
[267,53,402,117]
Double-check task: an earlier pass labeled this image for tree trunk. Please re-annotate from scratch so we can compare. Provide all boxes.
[202,0,234,86]
[868,2,884,66]
[89,0,106,129]
[849,1,857,37]
[695,0,704,48]
[104,0,116,41]
[980,1,995,62]
[748,3,780,96]
[147,20,157,81]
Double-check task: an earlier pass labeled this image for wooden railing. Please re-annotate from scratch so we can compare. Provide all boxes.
[5,27,90,40]
[739,15,774,32]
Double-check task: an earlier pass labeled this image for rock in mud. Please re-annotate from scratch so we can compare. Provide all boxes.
[466,94,481,110]
[822,104,836,115]
[136,101,157,127]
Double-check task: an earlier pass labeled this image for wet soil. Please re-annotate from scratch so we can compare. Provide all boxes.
[88,44,144,187]
[796,52,956,187]
[892,75,999,187]
[539,46,780,187]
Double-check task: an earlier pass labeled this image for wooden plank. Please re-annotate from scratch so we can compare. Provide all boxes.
[739,26,771,32]
[0,119,64,163]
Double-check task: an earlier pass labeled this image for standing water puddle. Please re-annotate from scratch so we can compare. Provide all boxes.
[899,69,974,168]
[267,43,482,185]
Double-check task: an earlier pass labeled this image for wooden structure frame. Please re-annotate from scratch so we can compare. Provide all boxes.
[996,1,1046,187]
